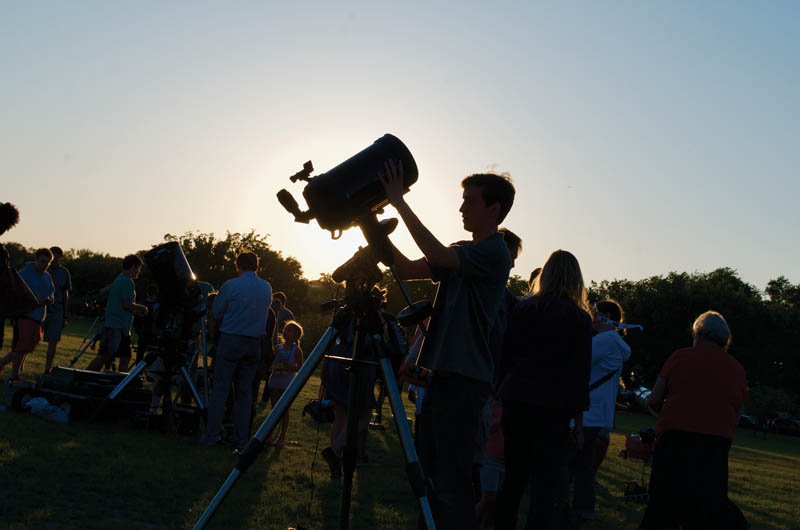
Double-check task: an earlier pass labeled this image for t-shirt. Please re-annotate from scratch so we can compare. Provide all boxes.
[48,264,72,310]
[417,233,511,383]
[583,330,631,429]
[105,273,136,335]
[656,342,747,441]
[19,263,54,323]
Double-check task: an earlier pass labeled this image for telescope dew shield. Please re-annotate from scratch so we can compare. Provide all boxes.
[302,134,418,233]
[144,242,197,308]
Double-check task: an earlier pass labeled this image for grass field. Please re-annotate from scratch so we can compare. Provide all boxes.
[1,318,799,529]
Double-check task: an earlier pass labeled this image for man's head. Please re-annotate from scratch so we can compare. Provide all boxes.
[50,246,63,266]
[460,173,515,234]
[593,299,625,334]
[498,227,522,268]
[33,248,53,273]
[272,291,287,310]
[122,254,144,278]
[235,251,259,273]
[692,310,731,350]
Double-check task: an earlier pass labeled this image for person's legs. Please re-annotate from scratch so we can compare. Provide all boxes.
[524,412,570,530]
[573,426,602,516]
[268,387,286,444]
[593,429,611,475]
[230,336,259,450]
[115,335,132,372]
[87,328,120,372]
[495,401,536,530]
[421,374,489,530]
[43,309,64,374]
[202,334,238,444]
[44,341,58,374]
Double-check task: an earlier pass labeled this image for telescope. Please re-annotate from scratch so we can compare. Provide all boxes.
[277,134,418,239]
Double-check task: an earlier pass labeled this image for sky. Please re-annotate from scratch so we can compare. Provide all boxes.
[3,1,798,292]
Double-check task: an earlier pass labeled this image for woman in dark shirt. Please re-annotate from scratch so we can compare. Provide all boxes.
[495,249,593,530]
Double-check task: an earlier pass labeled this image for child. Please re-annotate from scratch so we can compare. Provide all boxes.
[267,320,303,446]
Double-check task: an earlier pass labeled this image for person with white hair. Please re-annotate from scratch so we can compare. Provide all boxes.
[642,311,749,530]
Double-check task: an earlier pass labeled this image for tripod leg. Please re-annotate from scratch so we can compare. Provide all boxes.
[192,326,336,530]
[69,331,99,367]
[179,365,207,411]
[339,356,365,530]
[108,352,155,400]
[378,355,437,530]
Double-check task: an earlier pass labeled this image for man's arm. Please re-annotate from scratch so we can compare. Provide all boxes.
[122,299,148,316]
[387,240,432,280]
[379,160,459,271]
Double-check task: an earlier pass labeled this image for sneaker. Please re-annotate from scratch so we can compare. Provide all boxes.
[322,447,342,479]
[356,456,369,467]
[580,510,596,521]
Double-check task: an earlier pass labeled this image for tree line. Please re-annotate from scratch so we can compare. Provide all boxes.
[4,233,798,416]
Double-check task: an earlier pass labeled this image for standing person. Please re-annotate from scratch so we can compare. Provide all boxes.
[0,249,54,380]
[641,311,748,530]
[266,320,303,446]
[571,300,631,522]
[86,255,148,373]
[43,246,72,374]
[201,251,271,451]
[494,249,593,530]
[378,160,515,529]
[271,292,294,337]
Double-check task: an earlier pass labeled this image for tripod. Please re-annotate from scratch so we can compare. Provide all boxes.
[68,315,103,367]
[95,319,208,421]
[193,283,435,530]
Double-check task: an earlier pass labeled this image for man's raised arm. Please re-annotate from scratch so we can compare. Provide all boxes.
[378,159,459,272]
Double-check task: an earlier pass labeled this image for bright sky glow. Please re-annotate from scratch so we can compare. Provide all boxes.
[3,2,798,290]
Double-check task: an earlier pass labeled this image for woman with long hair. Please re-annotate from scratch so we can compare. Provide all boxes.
[495,249,593,529]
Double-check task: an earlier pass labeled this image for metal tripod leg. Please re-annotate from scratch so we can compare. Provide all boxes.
[68,330,101,367]
[192,326,337,530]
[174,365,207,411]
[376,353,436,530]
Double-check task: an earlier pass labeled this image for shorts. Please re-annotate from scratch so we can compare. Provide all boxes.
[480,456,506,493]
[43,307,65,342]
[12,318,43,353]
[98,327,132,359]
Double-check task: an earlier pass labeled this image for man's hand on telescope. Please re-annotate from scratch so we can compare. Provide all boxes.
[377,159,406,208]
[377,160,459,273]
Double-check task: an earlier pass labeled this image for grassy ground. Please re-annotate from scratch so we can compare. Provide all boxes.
[1,318,799,529]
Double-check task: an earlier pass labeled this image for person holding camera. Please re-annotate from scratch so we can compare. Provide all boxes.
[379,160,515,530]
[201,251,271,451]
[494,249,593,530]
[86,255,149,373]
[570,299,631,522]
[641,311,748,530]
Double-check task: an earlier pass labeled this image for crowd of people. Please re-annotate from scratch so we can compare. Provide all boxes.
[1,158,751,530]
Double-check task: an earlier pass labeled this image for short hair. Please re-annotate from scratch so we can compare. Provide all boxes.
[535,250,589,312]
[35,248,53,261]
[461,173,515,223]
[273,291,287,305]
[692,311,731,350]
[122,254,143,270]
[235,251,259,272]
[49,246,63,257]
[595,299,624,323]
[499,227,522,256]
